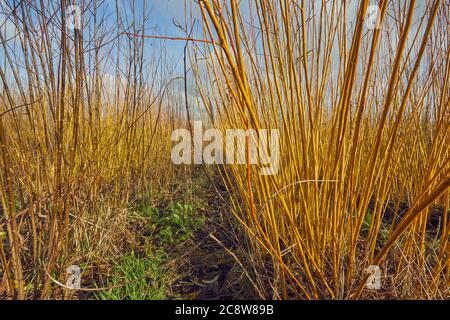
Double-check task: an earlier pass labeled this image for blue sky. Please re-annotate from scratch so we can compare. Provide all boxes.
[0,0,432,61]
[0,0,442,100]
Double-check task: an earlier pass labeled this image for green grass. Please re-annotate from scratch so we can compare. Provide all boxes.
[94,200,205,300]
[94,251,169,300]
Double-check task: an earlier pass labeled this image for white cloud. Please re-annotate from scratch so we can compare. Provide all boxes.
[0,12,20,41]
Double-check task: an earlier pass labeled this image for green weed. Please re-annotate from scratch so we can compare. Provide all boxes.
[154,202,205,245]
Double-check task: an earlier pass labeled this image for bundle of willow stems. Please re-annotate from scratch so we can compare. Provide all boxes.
[0,0,184,299]
[193,0,449,299]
